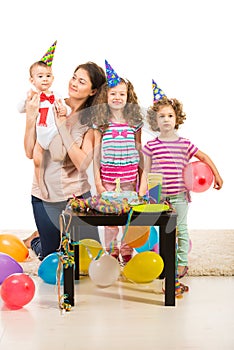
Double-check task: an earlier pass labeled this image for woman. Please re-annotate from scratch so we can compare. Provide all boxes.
[24,62,106,260]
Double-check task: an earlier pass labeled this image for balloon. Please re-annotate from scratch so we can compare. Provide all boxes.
[123,251,164,283]
[88,254,120,288]
[0,234,29,262]
[0,252,23,284]
[152,242,159,254]
[1,273,35,309]
[183,161,214,193]
[123,226,150,248]
[135,226,159,252]
[38,252,63,285]
[79,239,103,274]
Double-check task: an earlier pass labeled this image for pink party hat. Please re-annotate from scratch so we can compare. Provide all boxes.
[105,59,121,87]
[152,79,166,103]
[41,40,57,66]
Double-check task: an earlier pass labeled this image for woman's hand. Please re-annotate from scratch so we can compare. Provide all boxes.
[25,90,40,120]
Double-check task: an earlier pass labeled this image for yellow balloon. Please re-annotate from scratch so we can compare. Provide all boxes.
[123,251,164,283]
[79,239,103,274]
[0,234,29,262]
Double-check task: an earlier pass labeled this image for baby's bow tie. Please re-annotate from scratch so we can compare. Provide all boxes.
[40,92,55,104]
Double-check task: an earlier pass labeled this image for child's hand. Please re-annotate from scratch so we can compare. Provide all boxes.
[96,183,106,194]
[55,99,68,117]
[213,174,223,190]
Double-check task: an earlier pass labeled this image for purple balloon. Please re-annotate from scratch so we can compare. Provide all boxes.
[0,252,23,284]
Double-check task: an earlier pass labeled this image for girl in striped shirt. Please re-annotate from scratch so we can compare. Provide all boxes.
[92,63,143,264]
[139,94,223,278]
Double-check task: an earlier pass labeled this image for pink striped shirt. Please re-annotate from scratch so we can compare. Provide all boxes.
[142,137,198,196]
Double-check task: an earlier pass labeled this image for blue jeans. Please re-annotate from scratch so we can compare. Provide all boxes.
[168,192,189,266]
[31,192,100,260]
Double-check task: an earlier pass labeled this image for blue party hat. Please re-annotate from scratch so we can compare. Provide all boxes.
[105,60,121,87]
[152,79,166,103]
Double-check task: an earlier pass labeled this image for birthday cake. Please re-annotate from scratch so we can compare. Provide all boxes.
[101,191,138,204]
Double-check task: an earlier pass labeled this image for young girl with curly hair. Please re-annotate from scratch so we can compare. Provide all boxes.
[92,61,144,264]
[139,83,223,278]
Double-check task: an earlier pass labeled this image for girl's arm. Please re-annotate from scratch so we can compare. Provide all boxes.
[135,129,144,184]
[194,150,223,190]
[24,93,39,159]
[138,154,152,196]
[93,129,106,194]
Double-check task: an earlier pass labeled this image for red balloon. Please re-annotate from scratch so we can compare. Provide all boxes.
[1,273,35,309]
[183,161,214,193]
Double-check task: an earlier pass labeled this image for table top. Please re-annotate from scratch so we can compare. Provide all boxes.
[64,208,177,227]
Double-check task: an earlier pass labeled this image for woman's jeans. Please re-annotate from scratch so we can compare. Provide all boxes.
[31,192,100,260]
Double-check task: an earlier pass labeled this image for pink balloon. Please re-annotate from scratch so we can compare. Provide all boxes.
[183,161,214,193]
[151,243,159,254]
[1,273,35,309]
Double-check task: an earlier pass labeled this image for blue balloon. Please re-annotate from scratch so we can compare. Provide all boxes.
[135,226,159,253]
[0,252,23,284]
[38,252,63,285]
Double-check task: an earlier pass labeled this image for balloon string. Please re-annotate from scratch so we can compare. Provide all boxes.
[57,212,75,312]
[57,257,72,312]
[121,208,133,243]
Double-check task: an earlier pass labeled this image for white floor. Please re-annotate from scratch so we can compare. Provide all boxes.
[0,275,234,350]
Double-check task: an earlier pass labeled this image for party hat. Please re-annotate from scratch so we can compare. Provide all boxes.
[105,59,121,87]
[152,79,166,103]
[41,40,57,66]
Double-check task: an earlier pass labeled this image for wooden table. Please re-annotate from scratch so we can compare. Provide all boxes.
[63,208,177,306]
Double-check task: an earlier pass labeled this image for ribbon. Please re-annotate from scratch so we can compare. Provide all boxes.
[112,129,128,138]
[40,92,55,104]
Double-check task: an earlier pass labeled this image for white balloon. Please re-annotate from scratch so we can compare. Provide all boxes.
[88,254,120,288]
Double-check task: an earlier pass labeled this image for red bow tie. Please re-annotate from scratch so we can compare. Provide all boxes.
[112,129,128,138]
[40,92,55,104]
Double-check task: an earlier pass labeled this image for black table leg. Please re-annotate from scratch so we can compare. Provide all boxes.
[70,221,80,281]
[63,264,75,306]
[159,224,176,306]
[74,244,80,280]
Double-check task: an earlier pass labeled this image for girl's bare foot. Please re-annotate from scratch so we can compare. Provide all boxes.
[23,231,39,248]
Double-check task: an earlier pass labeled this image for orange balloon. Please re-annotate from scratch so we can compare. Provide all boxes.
[0,234,29,262]
[123,226,150,248]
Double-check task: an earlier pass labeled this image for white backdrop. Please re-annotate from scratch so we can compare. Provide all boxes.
[0,0,232,230]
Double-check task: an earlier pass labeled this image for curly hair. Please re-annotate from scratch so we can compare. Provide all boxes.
[147,96,186,131]
[91,78,143,129]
